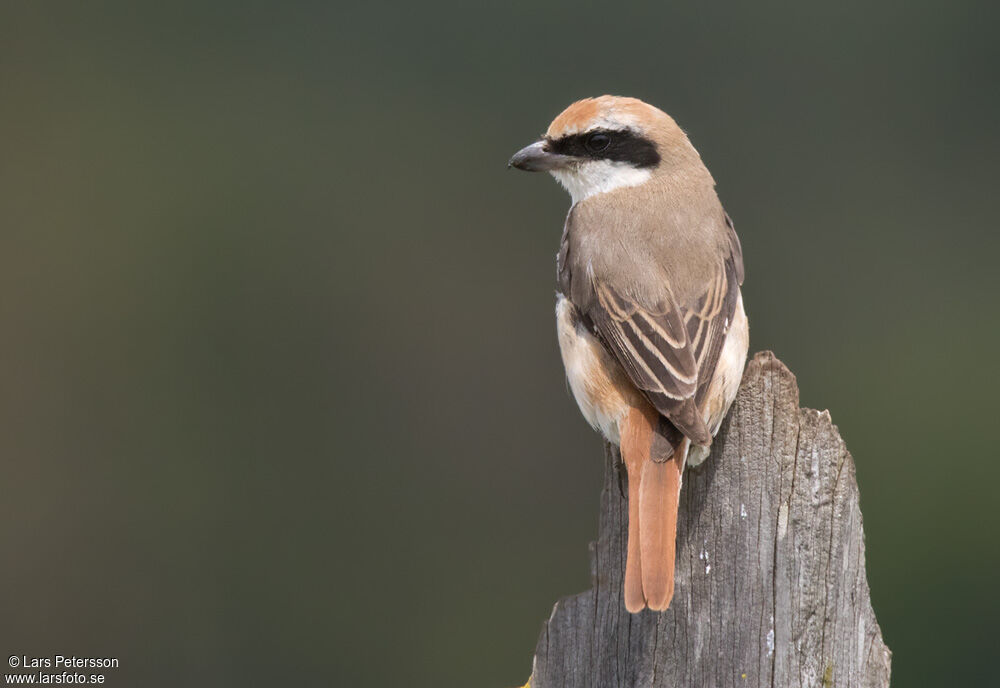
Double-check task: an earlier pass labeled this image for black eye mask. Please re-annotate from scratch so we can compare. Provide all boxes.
[544,128,660,169]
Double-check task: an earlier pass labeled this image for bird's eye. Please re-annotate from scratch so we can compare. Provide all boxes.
[586,132,611,153]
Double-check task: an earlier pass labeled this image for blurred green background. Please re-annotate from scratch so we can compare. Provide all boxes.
[1,2,997,686]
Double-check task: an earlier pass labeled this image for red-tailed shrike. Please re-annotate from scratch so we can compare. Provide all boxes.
[510,96,748,612]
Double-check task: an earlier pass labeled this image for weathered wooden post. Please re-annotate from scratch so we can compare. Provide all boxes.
[526,352,891,688]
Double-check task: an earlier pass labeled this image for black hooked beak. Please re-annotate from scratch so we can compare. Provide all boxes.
[508,140,572,171]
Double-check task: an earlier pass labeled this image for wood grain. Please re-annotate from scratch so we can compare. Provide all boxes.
[529,351,891,688]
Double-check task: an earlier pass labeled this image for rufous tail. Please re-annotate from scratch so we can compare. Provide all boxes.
[639,438,686,610]
[620,406,687,613]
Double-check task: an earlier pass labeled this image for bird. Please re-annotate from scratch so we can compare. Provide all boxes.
[509,96,748,613]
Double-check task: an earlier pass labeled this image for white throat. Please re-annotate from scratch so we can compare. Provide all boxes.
[550,161,652,204]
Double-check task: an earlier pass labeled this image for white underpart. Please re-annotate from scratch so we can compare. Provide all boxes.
[686,293,749,467]
[555,295,628,444]
[550,160,652,204]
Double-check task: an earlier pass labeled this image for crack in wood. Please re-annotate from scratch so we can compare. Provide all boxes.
[529,352,891,688]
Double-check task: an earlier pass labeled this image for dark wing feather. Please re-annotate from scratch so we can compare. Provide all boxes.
[584,246,742,447]
[586,281,711,446]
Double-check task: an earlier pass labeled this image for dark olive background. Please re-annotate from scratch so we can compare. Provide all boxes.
[1,2,997,686]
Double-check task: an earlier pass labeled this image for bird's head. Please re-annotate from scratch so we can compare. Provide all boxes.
[509,95,705,204]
